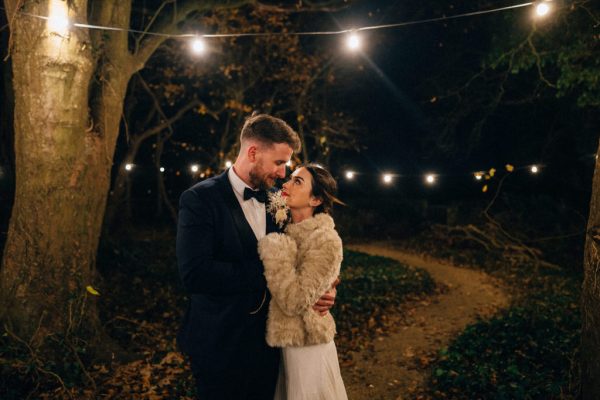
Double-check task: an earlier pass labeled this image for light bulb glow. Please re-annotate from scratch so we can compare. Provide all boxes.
[47,0,70,34]
[383,174,393,184]
[346,171,355,180]
[474,172,483,180]
[346,33,361,51]
[425,174,436,185]
[190,164,200,173]
[225,161,232,168]
[191,37,206,54]
[530,165,539,174]
[159,167,165,172]
[535,2,551,17]
[125,163,134,171]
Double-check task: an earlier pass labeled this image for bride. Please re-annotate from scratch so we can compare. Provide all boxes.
[258,163,348,400]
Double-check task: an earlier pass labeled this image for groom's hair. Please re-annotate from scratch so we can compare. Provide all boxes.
[240,113,301,152]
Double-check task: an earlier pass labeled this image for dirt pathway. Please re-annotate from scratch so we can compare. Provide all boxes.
[341,242,510,400]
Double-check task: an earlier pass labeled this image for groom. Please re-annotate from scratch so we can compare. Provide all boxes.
[176,114,337,399]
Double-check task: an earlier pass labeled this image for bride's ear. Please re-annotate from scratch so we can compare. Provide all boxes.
[309,196,323,208]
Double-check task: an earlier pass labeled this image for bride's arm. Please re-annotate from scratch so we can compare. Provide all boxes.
[258,230,342,316]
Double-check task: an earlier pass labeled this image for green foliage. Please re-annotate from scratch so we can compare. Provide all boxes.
[419,233,581,399]
[337,249,435,312]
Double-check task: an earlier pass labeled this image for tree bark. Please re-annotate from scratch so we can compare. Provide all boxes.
[1,1,101,343]
[582,138,600,399]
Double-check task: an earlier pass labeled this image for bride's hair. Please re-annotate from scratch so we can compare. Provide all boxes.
[302,164,345,215]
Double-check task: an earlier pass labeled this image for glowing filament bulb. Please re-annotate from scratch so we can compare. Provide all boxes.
[191,37,206,54]
[47,0,70,34]
[383,174,393,184]
[346,171,355,180]
[190,164,200,173]
[425,174,436,185]
[346,33,361,51]
[535,2,551,17]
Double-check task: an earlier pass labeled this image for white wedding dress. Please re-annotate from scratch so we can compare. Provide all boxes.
[273,340,348,400]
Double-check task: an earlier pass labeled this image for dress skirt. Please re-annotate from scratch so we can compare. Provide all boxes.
[274,341,348,400]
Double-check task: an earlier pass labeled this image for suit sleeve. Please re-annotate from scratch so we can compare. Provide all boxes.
[177,189,265,295]
[258,230,342,316]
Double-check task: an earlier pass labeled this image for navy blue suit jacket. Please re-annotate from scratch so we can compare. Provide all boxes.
[176,170,280,371]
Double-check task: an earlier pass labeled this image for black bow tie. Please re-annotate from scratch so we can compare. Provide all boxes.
[243,188,268,203]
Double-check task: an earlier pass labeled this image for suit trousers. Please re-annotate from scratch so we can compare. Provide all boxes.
[189,315,280,400]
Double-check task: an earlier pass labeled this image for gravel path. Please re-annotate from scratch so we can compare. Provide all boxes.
[341,242,511,400]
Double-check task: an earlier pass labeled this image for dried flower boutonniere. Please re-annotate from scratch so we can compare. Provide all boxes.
[267,190,290,228]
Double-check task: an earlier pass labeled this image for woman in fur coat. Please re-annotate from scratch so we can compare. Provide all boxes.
[258,164,347,400]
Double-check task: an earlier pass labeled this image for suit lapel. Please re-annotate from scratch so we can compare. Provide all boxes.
[216,171,259,257]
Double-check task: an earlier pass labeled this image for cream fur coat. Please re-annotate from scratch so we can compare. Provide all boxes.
[257,213,343,347]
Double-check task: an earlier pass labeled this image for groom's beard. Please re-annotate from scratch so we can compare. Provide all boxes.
[249,163,275,191]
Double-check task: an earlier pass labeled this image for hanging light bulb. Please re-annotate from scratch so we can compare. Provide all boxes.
[530,165,539,174]
[346,32,361,51]
[190,36,206,55]
[47,0,71,34]
[225,160,232,168]
[125,163,134,171]
[345,171,355,180]
[534,0,552,17]
[190,164,200,173]
[159,167,165,172]
[425,174,436,185]
[383,174,393,184]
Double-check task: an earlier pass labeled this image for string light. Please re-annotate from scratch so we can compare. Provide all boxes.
[125,163,134,171]
[425,174,436,185]
[10,1,540,41]
[474,172,484,180]
[190,36,206,55]
[530,165,539,174]
[47,0,70,34]
[225,160,232,168]
[159,167,165,172]
[383,174,393,184]
[190,164,200,173]
[534,0,552,17]
[345,171,355,180]
[346,32,361,51]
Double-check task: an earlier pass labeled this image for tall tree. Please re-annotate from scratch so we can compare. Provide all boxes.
[0,0,346,355]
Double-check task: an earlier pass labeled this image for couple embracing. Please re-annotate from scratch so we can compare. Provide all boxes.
[176,114,348,399]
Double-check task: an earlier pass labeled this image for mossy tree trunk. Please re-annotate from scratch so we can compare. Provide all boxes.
[0,0,250,349]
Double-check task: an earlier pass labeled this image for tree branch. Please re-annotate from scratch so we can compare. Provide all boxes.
[133,0,253,70]
[254,0,349,13]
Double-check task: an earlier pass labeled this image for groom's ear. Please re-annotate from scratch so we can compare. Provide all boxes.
[247,144,258,162]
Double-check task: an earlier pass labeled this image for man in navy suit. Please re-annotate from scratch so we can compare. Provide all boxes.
[176,114,337,399]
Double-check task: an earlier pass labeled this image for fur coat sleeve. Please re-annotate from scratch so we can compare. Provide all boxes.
[258,228,342,316]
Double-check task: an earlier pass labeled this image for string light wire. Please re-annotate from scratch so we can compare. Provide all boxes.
[8,1,536,39]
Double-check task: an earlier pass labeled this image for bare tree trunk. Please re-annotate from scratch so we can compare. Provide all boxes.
[1,1,100,343]
[582,137,600,399]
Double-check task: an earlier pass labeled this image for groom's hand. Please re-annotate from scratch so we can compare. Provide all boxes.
[313,277,341,316]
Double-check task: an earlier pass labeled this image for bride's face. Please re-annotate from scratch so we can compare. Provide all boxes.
[281,167,322,211]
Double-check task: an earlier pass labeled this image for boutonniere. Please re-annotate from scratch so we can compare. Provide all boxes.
[267,190,290,228]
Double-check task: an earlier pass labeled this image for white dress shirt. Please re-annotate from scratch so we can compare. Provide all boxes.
[228,167,267,240]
